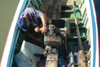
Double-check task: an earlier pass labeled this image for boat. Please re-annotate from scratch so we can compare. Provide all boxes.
[0,0,99,67]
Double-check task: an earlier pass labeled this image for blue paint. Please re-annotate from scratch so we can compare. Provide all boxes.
[89,0,97,67]
[59,56,65,67]
[64,21,67,28]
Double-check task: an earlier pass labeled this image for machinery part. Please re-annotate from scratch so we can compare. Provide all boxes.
[45,46,52,54]
[44,36,62,46]
[70,52,75,67]
[44,24,62,46]
[46,54,58,67]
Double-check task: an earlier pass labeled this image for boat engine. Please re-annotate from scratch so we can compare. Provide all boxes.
[44,24,62,47]
[44,24,63,67]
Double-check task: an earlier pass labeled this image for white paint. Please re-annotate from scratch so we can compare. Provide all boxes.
[84,0,93,67]
[85,0,99,67]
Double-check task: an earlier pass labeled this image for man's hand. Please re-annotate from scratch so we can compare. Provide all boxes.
[40,26,47,33]
[34,27,40,33]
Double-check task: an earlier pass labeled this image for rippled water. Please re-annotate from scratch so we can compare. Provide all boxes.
[0,0,19,61]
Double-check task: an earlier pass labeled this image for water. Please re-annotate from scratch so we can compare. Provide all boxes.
[0,0,19,61]
[94,0,100,42]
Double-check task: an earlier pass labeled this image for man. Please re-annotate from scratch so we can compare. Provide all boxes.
[17,7,52,44]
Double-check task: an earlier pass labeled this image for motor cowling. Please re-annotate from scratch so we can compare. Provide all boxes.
[44,24,62,46]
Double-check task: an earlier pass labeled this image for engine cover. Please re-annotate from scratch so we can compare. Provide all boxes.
[44,24,62,46]
[44,36,62,46]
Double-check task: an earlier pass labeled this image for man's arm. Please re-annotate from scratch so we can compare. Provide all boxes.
[40,14,52,33]
[40,14,48,33]
[40,14,47,26]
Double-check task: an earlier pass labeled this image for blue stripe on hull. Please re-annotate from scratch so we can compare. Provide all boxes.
[89,0,97,67]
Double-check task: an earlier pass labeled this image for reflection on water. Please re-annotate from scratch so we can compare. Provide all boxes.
[0,0,19,61]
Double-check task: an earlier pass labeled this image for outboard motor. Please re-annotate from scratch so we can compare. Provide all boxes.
[44,24,62,46]
[44,24,63,67]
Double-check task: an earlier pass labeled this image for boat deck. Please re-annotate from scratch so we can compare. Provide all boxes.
[13,0,89,67]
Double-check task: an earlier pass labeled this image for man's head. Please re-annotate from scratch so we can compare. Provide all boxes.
[17,18,29,32]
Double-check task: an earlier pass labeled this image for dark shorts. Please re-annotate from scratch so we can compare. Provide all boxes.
[25,26,44,47]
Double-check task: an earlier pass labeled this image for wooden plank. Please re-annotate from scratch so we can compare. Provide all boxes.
[67,0,76,6]
[51,18,79,21]
[73,1,83,51]
[40,5,61,19]
[71,27,86,29]
[61,18,79,21]
[67,37,86,42]
[73,1,87,67]
[46,54,58,67]
[61,5,73,7]
[41,0,69,6]
[61,9,80,13]
[70,23,83,26]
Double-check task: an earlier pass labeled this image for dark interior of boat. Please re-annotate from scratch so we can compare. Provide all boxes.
[12,0,90,67]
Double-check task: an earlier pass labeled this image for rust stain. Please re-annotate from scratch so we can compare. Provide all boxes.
[40,0,68,19]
